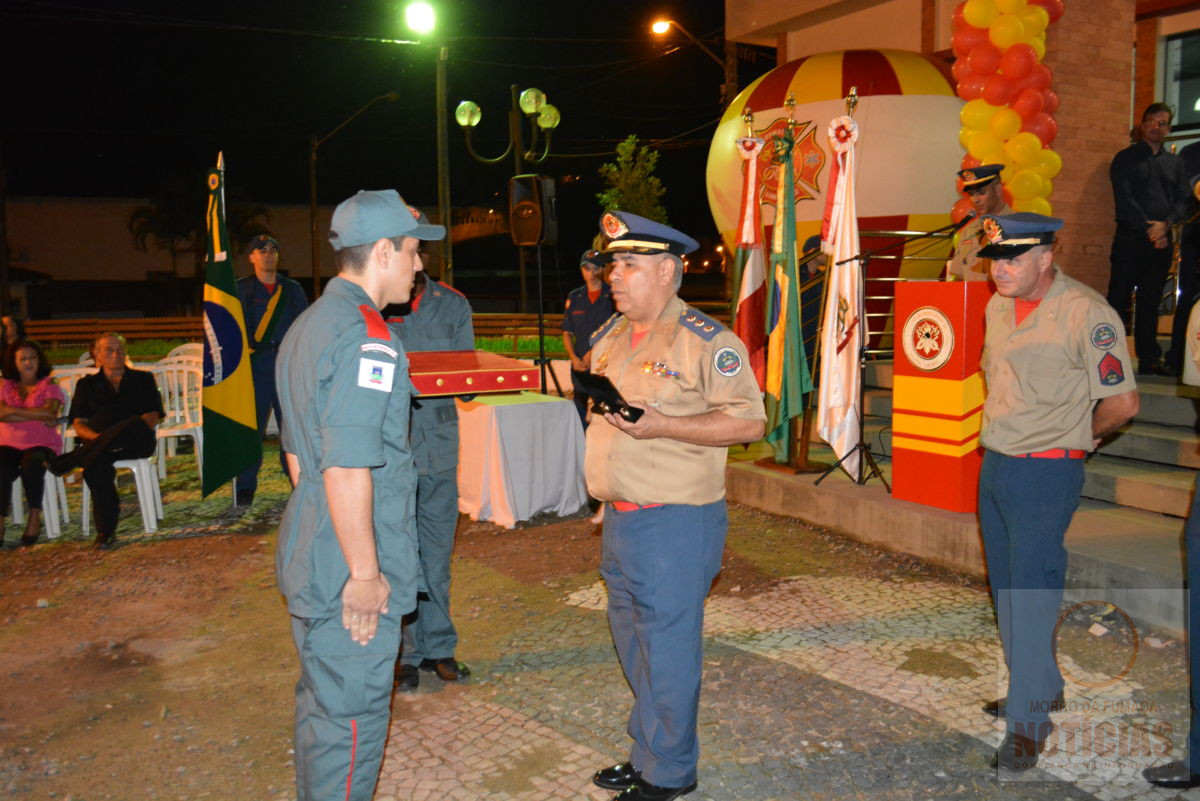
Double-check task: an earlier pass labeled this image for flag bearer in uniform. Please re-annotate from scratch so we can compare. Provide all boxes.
[975,212,1138,771]
[584,211,766,801]
[274,189,444,801]
[946,164,1011,281]
[235,234,308,505]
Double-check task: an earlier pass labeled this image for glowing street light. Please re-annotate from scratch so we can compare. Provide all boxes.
[650,18,737,106]
[405,2,435,35]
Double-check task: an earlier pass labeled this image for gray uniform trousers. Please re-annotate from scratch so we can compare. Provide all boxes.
[400,465,460,663]
[291,607,403,801]
[600,500,727,788]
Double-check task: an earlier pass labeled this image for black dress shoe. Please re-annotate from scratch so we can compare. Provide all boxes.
[394,663,419,691]
[614,780,697,801]
[93,531,116,550]
[982,690,1064,718]
[991,729,1051,771]
[235,489,255,507]
[1138,361,1171,376]
[1144,761,1200,788]
[593,762,640,790]
[48,452,75,477]
[419,657,470,681]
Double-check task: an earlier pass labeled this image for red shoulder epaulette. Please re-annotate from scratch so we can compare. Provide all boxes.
[435,280,467,299]
[358,304,391,339]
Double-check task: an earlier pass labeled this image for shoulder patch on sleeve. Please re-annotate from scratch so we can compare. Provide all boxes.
[1090,322,1117,350]
[714,346,743,377]
[358,304,391,340]
[679,307,724,342]
[362,342,399,359]
[1098,352,1125,386]
[589,313,624,347]
[357,358,395,391]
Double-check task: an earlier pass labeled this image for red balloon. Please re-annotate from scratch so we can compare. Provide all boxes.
[962,155,982,170]
[957,74,986,101]
[1041,88,1060,115]
[1022,112,1058,145]
[952,25,990,60]
[951,196,974,223]
[1021,63,1053,91]
[983,74,1016,106]
[1000,43,1037,80]
[1030,0,1064,24]
[952,1,967,28]
[968,43,1003,76]
[1011,87,1045,121]
[952,58,972,84]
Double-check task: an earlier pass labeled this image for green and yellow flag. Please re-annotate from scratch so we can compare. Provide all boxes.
[201,152,260,497]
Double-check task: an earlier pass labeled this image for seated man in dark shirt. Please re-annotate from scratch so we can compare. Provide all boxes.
[49,333,163,548]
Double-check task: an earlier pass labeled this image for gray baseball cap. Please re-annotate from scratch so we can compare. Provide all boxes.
[328,189,446,251]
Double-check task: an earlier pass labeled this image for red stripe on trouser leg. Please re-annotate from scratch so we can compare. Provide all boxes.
[345,718,357,801]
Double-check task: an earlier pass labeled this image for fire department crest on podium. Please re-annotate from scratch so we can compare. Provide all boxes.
[901,306,954,372]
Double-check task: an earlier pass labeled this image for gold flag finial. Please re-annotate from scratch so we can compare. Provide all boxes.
[785,92,797,129]
[846,86,859,117]
[742,107,754,138]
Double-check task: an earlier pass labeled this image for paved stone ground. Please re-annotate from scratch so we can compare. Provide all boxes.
[374,544,1196,801]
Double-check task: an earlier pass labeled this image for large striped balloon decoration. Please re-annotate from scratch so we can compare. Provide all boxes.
[949,0,1064,220]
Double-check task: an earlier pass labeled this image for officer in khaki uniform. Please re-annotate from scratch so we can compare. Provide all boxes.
[275,189,445,801]
[975,213,1138,772]
[385,240,475,690]
[584,211,766,801]
[946,164,1011,281]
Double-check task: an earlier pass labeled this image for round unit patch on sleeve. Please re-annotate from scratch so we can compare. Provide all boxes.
[714,346,742,377]
[1091,323,1117,351]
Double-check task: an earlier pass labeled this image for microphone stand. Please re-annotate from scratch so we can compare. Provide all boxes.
[813,219,968,489]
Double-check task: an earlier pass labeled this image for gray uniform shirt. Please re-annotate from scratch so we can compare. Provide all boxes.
[388,279,475,476]
[275,276,420,619]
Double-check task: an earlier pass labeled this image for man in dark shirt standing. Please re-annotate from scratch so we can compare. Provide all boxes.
[234,234,308,505]
[562,249,613,427]
[1166,142,1200,375]
[1108,102,1192,375]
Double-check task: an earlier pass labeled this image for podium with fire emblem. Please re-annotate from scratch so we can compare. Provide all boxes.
[891,281,990,513]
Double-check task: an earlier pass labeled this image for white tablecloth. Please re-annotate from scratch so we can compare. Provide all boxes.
[456,392,587,528]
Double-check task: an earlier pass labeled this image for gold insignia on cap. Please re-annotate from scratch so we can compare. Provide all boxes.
[983,217,1003,244]
[961,170,977,183]
[601,212,629,239]
[407,205,421,221]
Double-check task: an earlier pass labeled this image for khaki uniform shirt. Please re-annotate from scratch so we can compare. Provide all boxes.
[981,268,1136,455]
[1185,301,1200,387]
[584,296,766,506]
[947,203,1012,281]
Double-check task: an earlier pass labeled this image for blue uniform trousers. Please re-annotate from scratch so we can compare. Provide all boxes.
[400,467,460,664]
[979,450,1083,736]
[601,500,727,788]
[291,608,402,801]
[236,351,288,497]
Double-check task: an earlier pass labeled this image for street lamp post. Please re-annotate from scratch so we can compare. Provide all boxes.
[651,19,738,107]
[454,85,560,311]
[308,91,399,298]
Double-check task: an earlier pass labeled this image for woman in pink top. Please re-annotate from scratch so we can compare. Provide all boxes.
[0,339,66,546]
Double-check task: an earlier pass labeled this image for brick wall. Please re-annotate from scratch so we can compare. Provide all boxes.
[1135,18,1159,123]
[1044,0,1136,292]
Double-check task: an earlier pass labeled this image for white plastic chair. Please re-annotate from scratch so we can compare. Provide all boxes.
[152,360,203,480]
[12,472,69,539]
[81,456,163,536]
[165,343,203,359]
[51,366,93,455]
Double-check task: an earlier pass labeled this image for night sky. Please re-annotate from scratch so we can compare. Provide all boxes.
[1,0,775,271]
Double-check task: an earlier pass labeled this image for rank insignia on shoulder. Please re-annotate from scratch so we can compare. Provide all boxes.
[1098,352,1125,386]
[589,312,624,346]
[679,308,722,341]
[358,304,391,340]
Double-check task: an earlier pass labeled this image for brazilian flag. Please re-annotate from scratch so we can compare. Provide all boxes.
[200,153,260,497]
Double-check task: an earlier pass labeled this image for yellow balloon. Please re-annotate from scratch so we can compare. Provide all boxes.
[959,126,973,150]
[1040,177,1053,197]
[1030,34,1046,61]
[1030,196,1052,216]
[964,0,1000,29]
[961,98,999,131]
[1009,169,1043,201]
[989,107,1022,140]
[996,0,1027,13]
[980,149,1009,170]
[1021,4,1049,36]
[989,13,1026,49]
[1004,131,1042,165]
[969,131,1004,160]
[1031,148,1063,179]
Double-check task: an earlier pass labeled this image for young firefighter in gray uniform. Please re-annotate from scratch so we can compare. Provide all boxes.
[274,189,444,801]
[386,228,475,689]
[585,211,766,801]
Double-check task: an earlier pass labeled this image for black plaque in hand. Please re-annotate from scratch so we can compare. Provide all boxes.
[574,372,644,423]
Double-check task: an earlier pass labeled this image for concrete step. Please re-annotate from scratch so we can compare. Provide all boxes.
[1081,454,1195,518]
[1099,421,1200,469]
[1135,375,1200,427]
